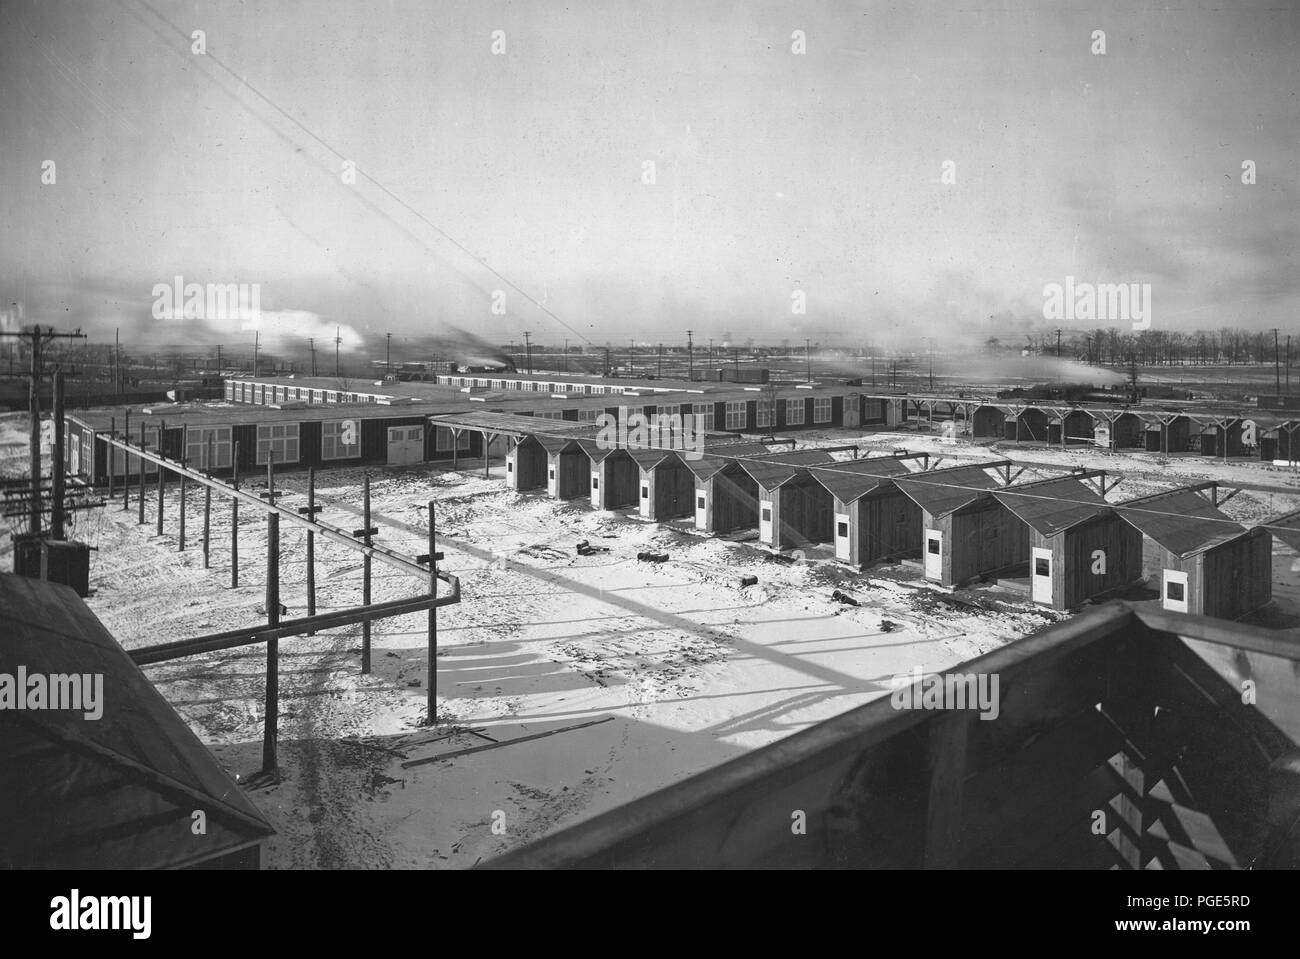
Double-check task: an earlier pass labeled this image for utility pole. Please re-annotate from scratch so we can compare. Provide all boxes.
[657,343,663,378]
[253,330,260,378]
[687,330,694,380]
[335,325,342,378]
[1288,335,1293,393]
[629,340,635,376]
[522,331,532,374]
[1056,328,1062,358]
[0,324,87,536]
[114,328,121,395]
[603,346,611,376]
[386,332,392,375]
[309,338,317,377]
[1274,328,1281,394]
[563,337,569,372]
[806,338,812,383]
[216,343,222,374]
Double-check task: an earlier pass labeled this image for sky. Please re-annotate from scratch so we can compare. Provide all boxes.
[1,0,1298,357]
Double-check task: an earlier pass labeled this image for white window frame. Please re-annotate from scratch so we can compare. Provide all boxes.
[321,420,361,461]
[256,423,300,465]
[725,401,747,430]
[756,399,774,429]
[577,408,601,423]
[111,427,161,475]
[691,403,715,432]
[786,398,805,426]
[185,426,234,469]
[813,397,832,424]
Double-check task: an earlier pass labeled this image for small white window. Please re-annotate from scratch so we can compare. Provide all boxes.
[813,397,832,424]
[756,400,774,429]
[786,398,805,426]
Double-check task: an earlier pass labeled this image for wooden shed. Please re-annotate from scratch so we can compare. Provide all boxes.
[1047,409,1096,446]
[506,434,549,491]
[1119,488,1272,619]
[687,455,760,534]
[1009,407,1051,443]
[536,435,589,500]
[972,405,1008,439]
[809,458,920,567]
[1142,413,1192,454]
[0,574,274,868]
[577,440,640,511]
[994,477,1143,611]
[1096,411,1144,449]
[896,464,1021,587]
[630,449,696,521]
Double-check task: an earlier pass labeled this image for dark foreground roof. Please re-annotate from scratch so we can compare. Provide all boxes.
[0,574,273,869]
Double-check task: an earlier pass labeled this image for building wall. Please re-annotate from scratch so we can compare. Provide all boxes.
[1198,528,1273,619]
[939,498,1029,586]
[973,407,1006,438]
[592,452,639,509]
[508,437,548,490]
[647,458,694,520]
[1032,513,1142,610]
[855,488,923,565]
[777,479,833,547]
[708,466,758,533]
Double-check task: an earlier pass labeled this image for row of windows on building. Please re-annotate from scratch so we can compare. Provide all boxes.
[531,399,832,430]
[99,421,466,471]
[438,376,624,395]
[227,382,384,406]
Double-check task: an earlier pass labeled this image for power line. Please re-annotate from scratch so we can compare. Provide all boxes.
[125,0,594,348]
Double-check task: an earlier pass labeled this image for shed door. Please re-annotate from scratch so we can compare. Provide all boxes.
[1162,569,1189,614]
[924,529,943,580]
[1031,547,1054,605]
[759,500,774,545]
[834,512,852,562]
[590,468,602,508]
[694,490,708,530]
[386,426,423,465]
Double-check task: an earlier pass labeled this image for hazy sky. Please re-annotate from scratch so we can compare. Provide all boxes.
[1,0,1298,354]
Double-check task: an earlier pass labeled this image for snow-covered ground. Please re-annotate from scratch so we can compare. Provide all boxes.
[5,412,1299,867]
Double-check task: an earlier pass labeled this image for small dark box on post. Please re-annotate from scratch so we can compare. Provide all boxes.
[11,534,92,597]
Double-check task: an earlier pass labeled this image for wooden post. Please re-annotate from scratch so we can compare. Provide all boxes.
[427,499,438,725]
[178,425,187,551]
[138,421,146,525]
[483,432,490,479]
[452,429,458,470]
[122,410,130,510]
[156,455,164,537]
[263,512,280,773]
[362,473,372,674]
[51,368,65,539]
[108,417,116,499]
[231,442,240,588]
[306,467,316,626]
[28,327,41,536]
[203,434,213,569]
[266,450,274,504]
